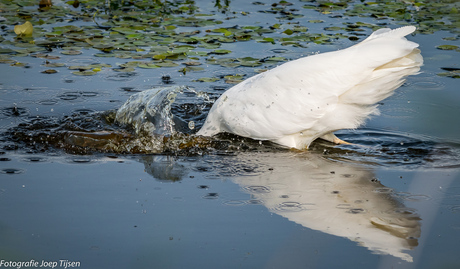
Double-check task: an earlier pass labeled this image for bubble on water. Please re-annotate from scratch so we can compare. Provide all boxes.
[81,91,98,97]
[347,208,366,214]
[271,48,288,53]
[38,99,59,105]
[247,199,263,205]
[202,192,219,199]
[223,200,246,206]
[69,157,93,163]
[188,121,195,130]
[1,168,24,174]
[23,156,47,162]
[72,108,96,115]
[274,202,316,212]
[59,91,81,101]
[275,202,303,211]
[244,185,271,193]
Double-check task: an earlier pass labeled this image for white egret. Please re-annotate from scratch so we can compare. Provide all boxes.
[197,26,423,149]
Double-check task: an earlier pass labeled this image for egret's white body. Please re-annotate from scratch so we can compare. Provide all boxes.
[197,26,423,149]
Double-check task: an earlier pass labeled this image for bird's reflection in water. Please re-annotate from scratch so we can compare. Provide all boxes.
[139,152,421,262]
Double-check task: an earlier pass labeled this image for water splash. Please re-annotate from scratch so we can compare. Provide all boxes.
[115,86,204,136]
[2,86,460,169]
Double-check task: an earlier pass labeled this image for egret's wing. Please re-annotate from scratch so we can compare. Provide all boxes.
[215,69,339,140]
[199,26,421,144]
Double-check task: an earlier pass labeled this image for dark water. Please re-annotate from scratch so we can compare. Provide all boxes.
[1,0,460,268]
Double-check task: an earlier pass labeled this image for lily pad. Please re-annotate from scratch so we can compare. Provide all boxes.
[212,49,232,55]
[72,70,98,76]
[193,77,220,82]
[41,69,58,74]
[155,61,180,67]
[14,21,33,36]
[438,69,460,78]
[264,56,287,62]
[436,45,459,50]
[183,61,202,66]
[0,48,15,54]
[138,63,160,69]
[224,74,245,84]
[68,65,92,70]
[31,53,60,60]
[186,51,208,57]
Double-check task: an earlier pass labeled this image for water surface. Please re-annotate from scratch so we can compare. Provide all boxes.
[1,0,460,268]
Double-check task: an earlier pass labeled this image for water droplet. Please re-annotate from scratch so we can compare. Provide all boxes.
[188,121,195,130]
[161,75,173,84]
[1,106,29,117]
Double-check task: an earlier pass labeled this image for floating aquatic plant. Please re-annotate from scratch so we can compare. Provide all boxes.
[14,21,33,36]
[0,0,458,80]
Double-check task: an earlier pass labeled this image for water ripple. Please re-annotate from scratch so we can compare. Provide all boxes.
[2,85,460,171]
[315,128,460,169]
